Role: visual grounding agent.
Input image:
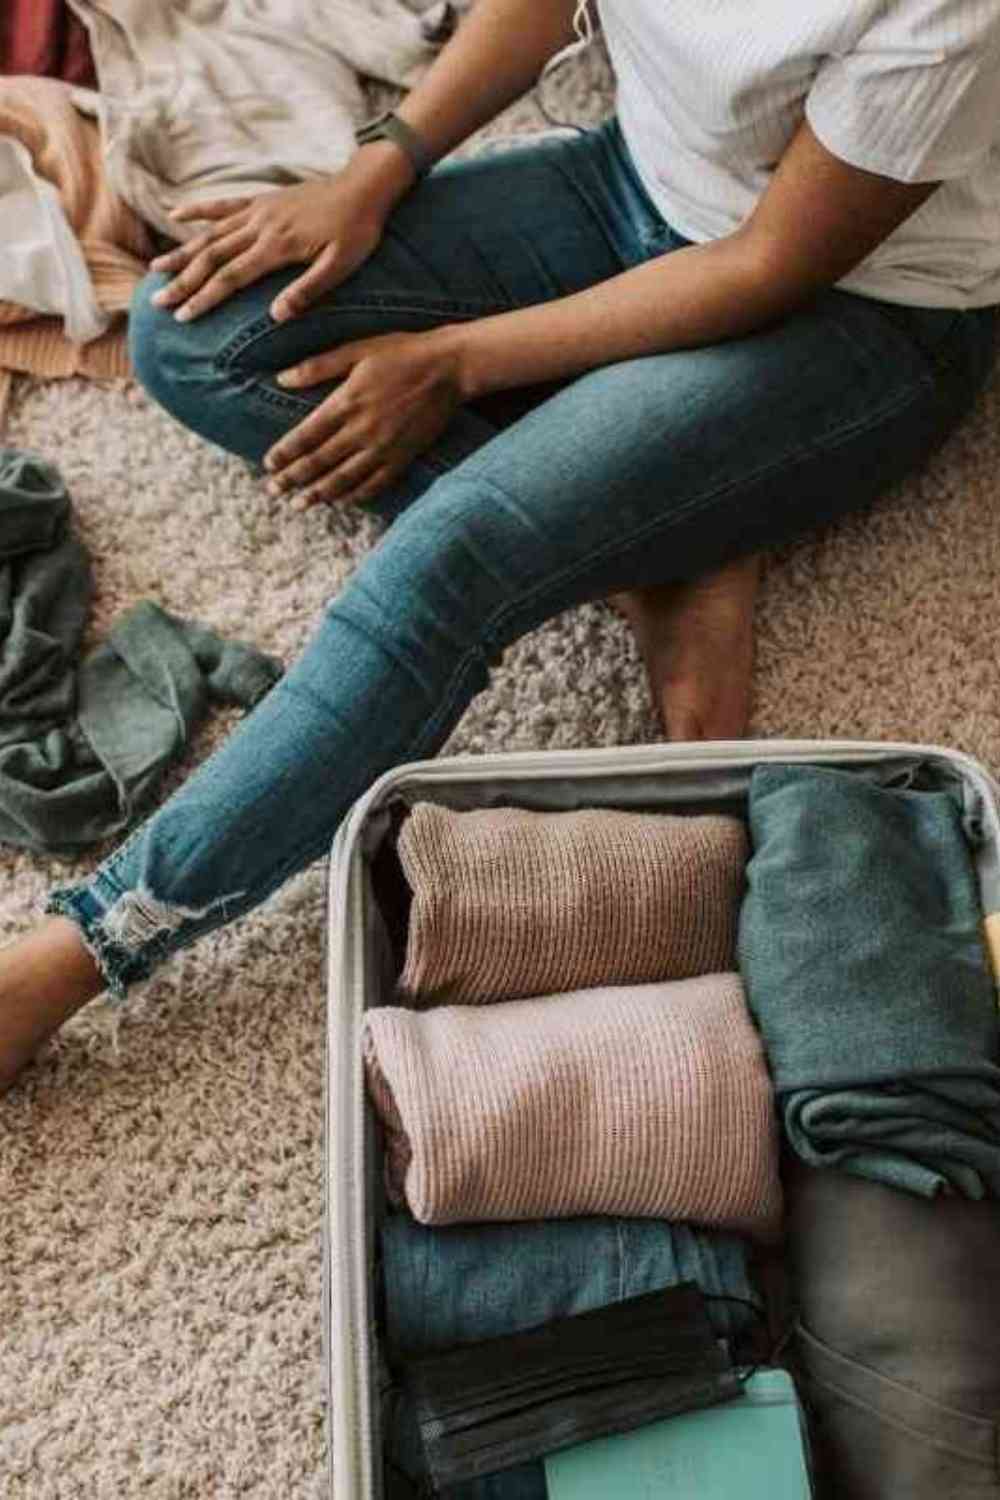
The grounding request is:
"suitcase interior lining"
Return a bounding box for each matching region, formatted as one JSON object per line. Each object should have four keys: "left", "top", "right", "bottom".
{"left": 349, "top": 750, "right": 1000, "bottom": 1496}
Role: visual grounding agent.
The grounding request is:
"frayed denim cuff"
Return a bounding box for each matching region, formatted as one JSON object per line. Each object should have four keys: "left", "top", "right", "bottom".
{"left": 46, "top": 881, "right": 156, "bottom": 1004}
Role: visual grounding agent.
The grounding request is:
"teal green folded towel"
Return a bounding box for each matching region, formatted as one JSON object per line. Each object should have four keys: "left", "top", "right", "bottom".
{"left": 738, "top": 763, "right": 1000, "bottom": 1198}
{"left": 0, "top": 449, "right": 283, "bottom": 851}
{"left": 544, "top": 1368, "right": 812, "bottom": 1500}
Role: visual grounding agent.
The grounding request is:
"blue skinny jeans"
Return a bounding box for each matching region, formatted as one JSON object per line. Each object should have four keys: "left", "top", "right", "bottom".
{"left": 50, "top": 117, "right": 998, "bottom": 996}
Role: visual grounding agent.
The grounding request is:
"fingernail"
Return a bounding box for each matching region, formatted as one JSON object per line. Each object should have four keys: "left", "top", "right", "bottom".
{"left": 174, "top": 306, "right": 193, "bottom": 323}
{"left": 152, "top": 289, "right": 168, "bottom": 305}
{"left": 276, "top": 372, "right": 293, "bottom": 387}
{"left": 291, "top": 493, "right": 309, "bottom": 513}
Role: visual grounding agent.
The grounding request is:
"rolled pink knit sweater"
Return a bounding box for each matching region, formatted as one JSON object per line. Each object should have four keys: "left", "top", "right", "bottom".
{"left": 397, "top": 804, "right": 748, "bottom": 1004}
{"left": 362, "top": 974, "right": 782, "bottom": 1236}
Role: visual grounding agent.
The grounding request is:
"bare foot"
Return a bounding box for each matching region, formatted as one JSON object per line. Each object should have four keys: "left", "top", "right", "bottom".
{"left": 613, "top": 555, "right": 762, "bottom": 740}
{"left": 0, "top": 917, "right": 104, "bottom": 1091}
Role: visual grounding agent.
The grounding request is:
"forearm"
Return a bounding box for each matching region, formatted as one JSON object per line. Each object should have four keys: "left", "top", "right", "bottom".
{"left": 399, "top": 0, "right": 578, "bottom": 160}
{"left": 443, "top": 232, "right": 796, "bottom": 399}
{"left": 438, "top": 118, "right": 943, "bottom": 398}
{"left": 350, "top": 0, "right": 578, "bottom": 210}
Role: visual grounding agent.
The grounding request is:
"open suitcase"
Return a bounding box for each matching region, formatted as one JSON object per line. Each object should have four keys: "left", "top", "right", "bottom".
{"left": 322, "top": 736, "right": 1000, "bottom": 1500}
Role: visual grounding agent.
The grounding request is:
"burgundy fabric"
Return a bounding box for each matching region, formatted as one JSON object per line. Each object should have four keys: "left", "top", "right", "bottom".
{"left": 1, "top": 1, "right": 97, "bottom": 89}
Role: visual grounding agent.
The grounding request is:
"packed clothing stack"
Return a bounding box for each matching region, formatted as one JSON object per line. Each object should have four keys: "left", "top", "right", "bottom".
{"left": 361, "top": 767, "right": 1000, "bottom": 1499}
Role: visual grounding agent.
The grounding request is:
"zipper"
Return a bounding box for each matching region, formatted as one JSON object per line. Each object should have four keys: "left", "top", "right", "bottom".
{"left": 335, "top": 739, "right": 1000, "bottom": 861}
{"left": 326, "top": 850, "right": 372, "bottom": 1500}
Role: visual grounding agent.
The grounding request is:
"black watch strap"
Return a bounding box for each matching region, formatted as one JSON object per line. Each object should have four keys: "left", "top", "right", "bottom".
{"left": 354, "top": 110, "right": 434, "bottom": 178}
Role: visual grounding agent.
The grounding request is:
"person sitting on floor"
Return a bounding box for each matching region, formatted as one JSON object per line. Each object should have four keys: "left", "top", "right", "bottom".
{"left": 1, "top": 0, "right": 998, "bottom": 1085}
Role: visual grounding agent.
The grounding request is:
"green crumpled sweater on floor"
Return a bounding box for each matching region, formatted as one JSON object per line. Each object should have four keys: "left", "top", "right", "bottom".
{"left": 0, "top": 448, "right": 283, "bottom": 851}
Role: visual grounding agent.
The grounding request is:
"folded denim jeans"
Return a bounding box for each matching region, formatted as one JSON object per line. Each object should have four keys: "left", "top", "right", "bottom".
{"left": 738, "top": 764, "right": 1000, "bottom": 1197}
{"left": 787, "top": 1163, "right": 1000, "bottom": 1498}
{"left": 381, "top": 1212, "right": 761, "bottom": 1350}
{"left": 380, "top": 1213, "right": 762, "bottom": 1500}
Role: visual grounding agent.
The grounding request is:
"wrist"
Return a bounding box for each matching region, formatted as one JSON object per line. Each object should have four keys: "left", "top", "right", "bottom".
{"left": 424, "top": 322, "right": 483, "bottom": 400}
{"left": 343, "top": 139, "right": 418, "bottom": 216}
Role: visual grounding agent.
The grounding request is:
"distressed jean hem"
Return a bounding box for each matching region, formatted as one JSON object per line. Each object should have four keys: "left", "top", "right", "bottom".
{"left": 46, "top": 877, "right": 160, "bottom": 1003}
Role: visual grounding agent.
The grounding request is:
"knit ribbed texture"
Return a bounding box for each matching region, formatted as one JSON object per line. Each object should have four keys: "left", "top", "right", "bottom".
{"left": 0, "top": 317, "right": 131, "bottom": 381}
{"left": 362, "top": 974, "right": 782, "bottom": 1236}
{"left": 397, "top": 804, "right": 748, "bottom": 1004}
{"left": 0, "top": 371, "right": 12, "bottom": 431}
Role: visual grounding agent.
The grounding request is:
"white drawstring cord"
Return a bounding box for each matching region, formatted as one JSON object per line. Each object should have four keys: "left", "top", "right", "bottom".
{"left": 541, "top": 0, "right": 594, "bottom": 79}
{"left": 471, "top": 0, "right": 596, "bottom": 148}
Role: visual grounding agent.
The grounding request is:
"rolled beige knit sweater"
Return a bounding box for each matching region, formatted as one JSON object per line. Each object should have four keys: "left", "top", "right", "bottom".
{"left": 397, "top": 804, "right": 748, "bottom": 1005}
{"left": 362, "top": 974, "right": 782, "bottom": 1237}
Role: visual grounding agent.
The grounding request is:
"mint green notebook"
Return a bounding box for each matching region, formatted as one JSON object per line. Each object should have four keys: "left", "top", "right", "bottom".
{"left": 544, "top": 1368, "right": 812, "bottom": 1500}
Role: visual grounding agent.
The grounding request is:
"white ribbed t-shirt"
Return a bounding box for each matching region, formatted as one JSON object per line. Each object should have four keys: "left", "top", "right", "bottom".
{"left": 597, "top": 0, "right": 1000, "bottom": 307}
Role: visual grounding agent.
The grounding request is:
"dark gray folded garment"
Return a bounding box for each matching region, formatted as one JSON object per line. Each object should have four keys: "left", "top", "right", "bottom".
{"left": 738, "top": 763, "right": 1000, "bottom": 1197}
{"left": 787, "top": 1163, "right": 1000, "bottom": 1499}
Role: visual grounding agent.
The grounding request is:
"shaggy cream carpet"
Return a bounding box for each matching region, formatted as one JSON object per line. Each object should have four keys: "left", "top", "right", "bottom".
{"left": 2, "top": 44, "right": 1000, "bottom": 1500}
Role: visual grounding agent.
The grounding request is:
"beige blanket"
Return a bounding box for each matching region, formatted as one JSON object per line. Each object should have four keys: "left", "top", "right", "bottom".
{"left": 67, "top": 0, "right": 447, "bottom": 238}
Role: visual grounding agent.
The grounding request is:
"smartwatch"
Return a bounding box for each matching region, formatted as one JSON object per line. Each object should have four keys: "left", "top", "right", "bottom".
{"left": 354, "top": 110, "right": 434, "bottom": 179}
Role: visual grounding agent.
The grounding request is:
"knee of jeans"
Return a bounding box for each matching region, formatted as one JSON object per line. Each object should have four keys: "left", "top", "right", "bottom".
{"left": 336, "top": 487, "right": 512, "bottom": 676}
{"left": 128, "top": 271, "right": 226, "bottom": 417}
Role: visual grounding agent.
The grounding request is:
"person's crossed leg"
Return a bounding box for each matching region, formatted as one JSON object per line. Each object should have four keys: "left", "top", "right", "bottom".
{"left": 1, "top": 123, "right": 990, "bottom": 1090}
